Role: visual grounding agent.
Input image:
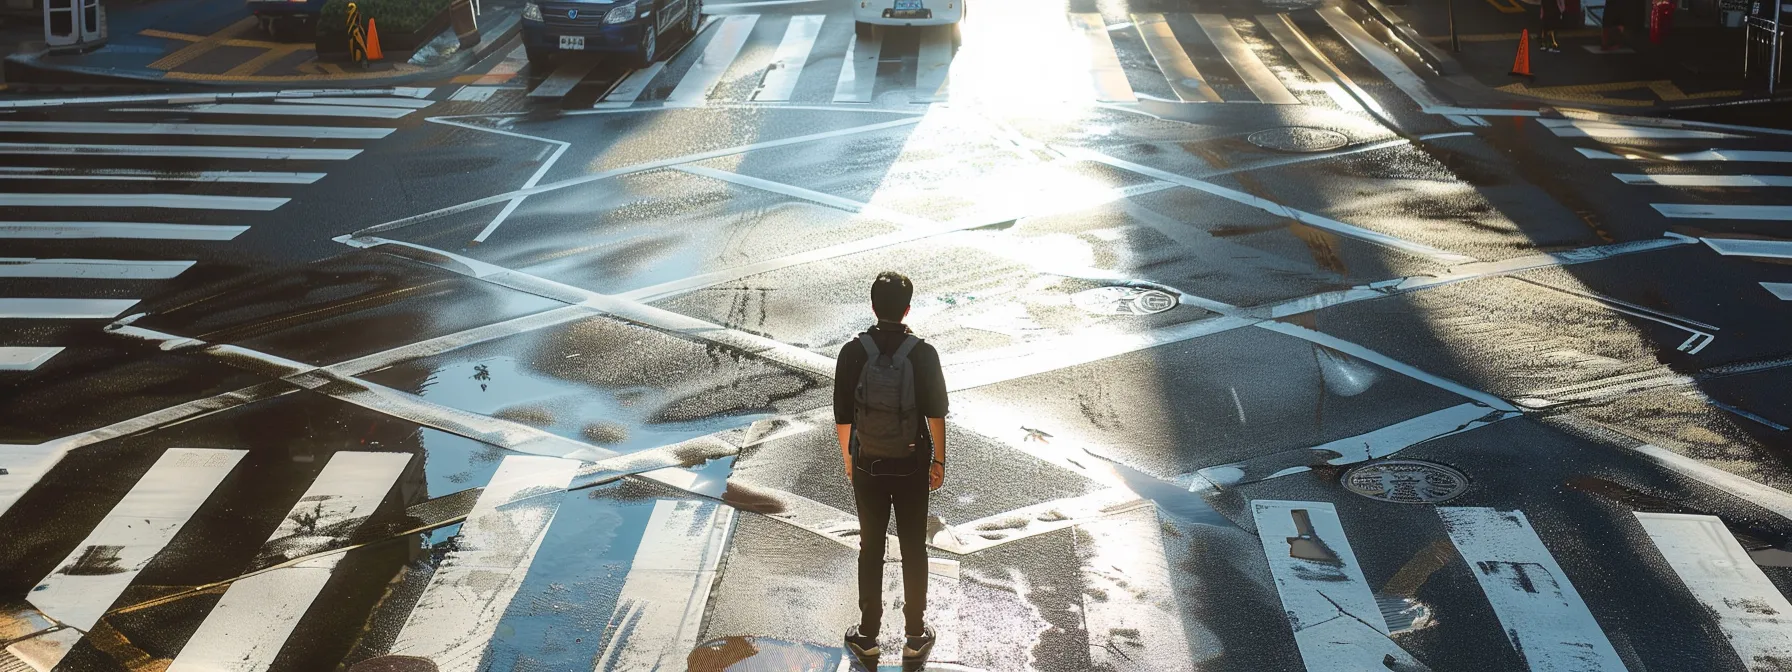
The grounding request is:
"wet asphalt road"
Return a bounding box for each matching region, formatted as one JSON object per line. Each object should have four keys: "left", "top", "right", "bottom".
{"left": 3, "top": 0, "right": 1792, "bottom": 670}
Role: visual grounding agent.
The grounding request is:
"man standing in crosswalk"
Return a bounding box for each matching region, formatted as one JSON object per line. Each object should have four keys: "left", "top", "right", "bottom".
{"left": 836, "top": 271, "right": 948, "bottom": 664}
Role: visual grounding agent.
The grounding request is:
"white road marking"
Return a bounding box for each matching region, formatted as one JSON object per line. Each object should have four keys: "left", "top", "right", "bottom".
{"left": 1317, "top": 7, "right": 1449, "bottom": 110}
{"left": 591, "top": 499, "right": 735, "bottom": 670}
{"left": 30, "top": 448, "right": 246, "bottom": 631}
{"left": 1623, "top": 444, "right": 1792, "bottom": 521}
{"left": 0, "top": 222, "right": 248, "bottom": 240}
{"left": 0, "top": 193, "right": 289, "bottom": 211}
{"left": 1634, "top": 512, "right": 1792, "bottom": 671}
{"left": 388, "top": 456, "right": 579, "bottom": 672}
{"left": 1260, "top": 13, "right": 1370, "bottom": 113}
{"left": 0, "top": 88, "right": 432, "bottom": 109}
{"left": 528, "top": 58, "right": 601, "bottom": 99}
{"left": 0, "top": 298, "right": 139, "bottom": 318}
{"left": 421, "top": 118, "right": 570, "bottom": 244}
{"left": 1132, "top": 13, "right": 1221, "bottom": 103}
{"left": 1540, "top": 118, "right": 1742, "bottom": 139}
{"left": 115, "top": 103, "right": 414, "bottom": 119}
{"left": 1199, "top": 402, "right": 1512, "bottom": 487}
{"left": 168, "top": 451, "right": 412, "bottom": 672}
{"left": 1259, "top": 321, "right": 1518, "bottom": 412}
{"left": 1703, "top": 237, "right": 1792, "bottom": 259}
{"left": 448, "top": 85, "right": 499, "bottom": 102}
{"left": 0, "top": 258, "right": 195, "bottom": 279}
{"left": 0, "top": 120, "right": 393, "bottom": 139}
{"left": 0, "top": 167, "right": 325, "bottom": 184}
{"left": 833, "top": 32, "right": 881, "bottom": 103}
{"left": 595, "top": 63, "right": 667, "bottom": 109}
{"left": 1764, "top": 282, "right": 1792, "bottom": 300}
{"left": 668, "top": 14, "right": 760, "bottom": 106}
{"left": 1578, "top": 148, "right": 1792, "bottom": 162}
{"left": 1080, "top": 507, "right": 1198, "bottom": 670}
{"left": 1195, "top": 14, "right": 1298, "bottom": 104}
{"left": 1070, "top": 13, "right": 1136, "bottom": 103}
{"left": 278, "top": 96, "right": 435, "bottom": 109}
{"left": 0, "top": 142, "right": 359, "bottom": 160}
{"left": 1653, "top": 204, "right": 1792, "bottom": 220}
{"left": 1252, "top": 500, "right": 1427, "bottom": 671}
{"left": 916, "top": 24, "right": 954, "bottom": 101}
{"left": 1616, "top": 173, "right": 1792, "bottom": 187}
{"left": 0, "top": 346, "right": 63, "bottom": 371}
{"left": 674, "top": 164, "right": 935, "bottom": 227}
{"left": 753, "top": 15, "right": 825, "bottom": 102}
{"left": 1437, "top": 507, "right": 1626, "bottom": 671}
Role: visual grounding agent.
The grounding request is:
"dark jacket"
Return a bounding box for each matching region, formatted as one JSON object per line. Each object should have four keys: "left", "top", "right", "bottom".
{"left": 833, "top": 321, "right": 949, "bottom": 450}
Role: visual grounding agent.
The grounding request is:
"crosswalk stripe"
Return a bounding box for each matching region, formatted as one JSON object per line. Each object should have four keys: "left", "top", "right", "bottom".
{"left": 597, "top": 63, "right": 667, "bottom": 109}
{"left": 1252, "top": 500, "right": 1426, "bottom": 670}
{"left": 668, "top": 14, "right": 760, "bottom": 106}
{"left": 833, "top": 32, "right": 881, "bottom": 103}
{"left": 1541, "top": 118, "right": 1742, "bottom": 139}
{"left": 0, "top": 258, "right": 196, "bottom": 279}
{"left": 168, "top": 452, "right": 412, "bottom": 672}
{"left": 1437, "top": 507, "right": 1626, "bottom": 671}
{"left": 1132, "top": 13, "right": 1221, "bottom": 103}
{"left": 753, "top": 15, "right": 825, "bottom": 102}
{"left": 1259, "top": 13, "right": 1368, "bottom": 113}
{"left": 0, "top": 298, "right": 138, "bottom": 318}
{"left": 0, "top": 222, "right": 249, "bottom": 240}
{"left": 1080, "top": 507, "right": 1194, "bottom": 669}
{"left": 1616, "top": 173, "right": 1792, "bottom": 187}
{"left": 0, "top": 167, "right": 326, "bottom": 184}
{"left": 1653, "top": 204, "right": 1792, "bottom": 220}
{"left": 1577, "top": 148, "right": 1792, "bottom": 162}
{"left": 114, "top": 104, "right": 413, "bottom": 119}
{"left": 1764, "top": 282, "right": 1792, "bottom": 300}
{"left": 29, "top": 448, "right": 247, "bottom": 631}
{"left": 0, "top": 346, "right": 63, "bottom": 371}
{"left": 0, "top": 120, "right": 393, "bottom": 139}
{"left": 1194, "top": 14, "right": 1298, "bottom": 104}
{"left": 278, "top": 96, "right": 436, "bottom": 109}
{"left": 1634, "top": 512, "right": 1792, "bottom": 668}
{"left": 1069, "top": 13, "right": 1136, "bottom": 103}
{"left": 0, "top": 142, "right": 360, "bottom": 160}
{"left": 0, "top": 194, "right": 289, "bottom": 211}
{"left": 1316, "top": 6, "right": 1448, "bottom": 110}
{"left": 916, "top": 24, "right": 954, "bottom": 101}
{"left": 388, "top": 455, "right": 579, "bottom": 672}
{"left": 1702, "top": 237, "right": 1792, "bottom": 258}
{"left": 591, "top": 499, "right": 734, "bottom": 669}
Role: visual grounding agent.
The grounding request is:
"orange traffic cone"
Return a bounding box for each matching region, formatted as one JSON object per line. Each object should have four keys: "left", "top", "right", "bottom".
{"left": 365, "top": 18, "right": 384, "bottom": 61}
{"left": 1509, "top": 30, "right": 1532, "bottom": 77}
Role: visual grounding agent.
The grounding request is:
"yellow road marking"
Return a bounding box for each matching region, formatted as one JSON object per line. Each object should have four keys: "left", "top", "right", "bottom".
{"left": 1426, "top": 28, "right": 1599, "bottom": 42}
{"left": 1647, "top": 81, "right": 1742, "bottom": 101}
{"left": 1485, "top": 0, "right": 1529, "bottom": 14}
{"left": 321, "top": 63, "right": 346, "bottom": 75}
{"left": 146, "top": 16, "right": 260, "bottom": 71}
{"left": 139, "top": 28, "right": 206, "bottom": 41}
{"left": 222, "top": 43, "right": 311, "bottom": 77}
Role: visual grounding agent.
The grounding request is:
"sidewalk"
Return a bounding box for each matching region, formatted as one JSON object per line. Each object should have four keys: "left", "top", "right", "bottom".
{"left": 2, "top": 0, "right": 520, "bottom": 90}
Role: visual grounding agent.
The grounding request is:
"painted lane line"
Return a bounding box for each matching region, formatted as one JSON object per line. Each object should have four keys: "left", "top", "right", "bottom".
{"left": 1195, "top": 14, "right": 1298, "bottom": 104}
{"left": 168, "top": 452, "right": 412, "bottom": 672}
{"left": 939, "top": 489, "right": 1146, "bottom": 555}
{"left": 0, "top": 142, "right": 359, "bottom": 161}
{"left": 1070, "top": 13, "right": 1136, "bottom": 103}
{"left": 674, "top": 164, "right": 937, "bottom": 228}
{"left": 0, "top": 87, "right": 430, "bottom": 109}
{"left": 1252, "top": 500, "right": 1429, "bottom": 671}
{"left": 1623, "top": 444, "right": 1792, "bottom": 521}
{"left": 529, "top": 58, "right": 601, "bottom": 100}
{"left": 1437, "top": 507, "right": 1627, "bottom": 671}
{"left": 833, "top": 32, "right": 881, "bottom": 103}
{"left": 1260, "top": 13, "right": 1370, "bottom": 114}
{"left": 592, "top": 500, "right": 735, "bottom": 669}
{"left": 1616, "top": 174, "right": 1792, "bottom": 187}
{"left": 916, "top": 24, "right": 954, "bottom": 101}
{"left": 1132, "top": 14, "right": 1221, "bottom": 103}
{"left": 0, "top": 222, "right": 249, "bottom": 240}
{"left": 753, "top": 15, "right": 825, "bottom": 102}
{"left": 641, "top": 465, "right": 875, "bottom": 551}
{"left": 1317, "top": 7, "right": 1450, "bottom": 110}
{"left": 595, "top": 63, "right": 667, "bottom": 109}
{"left": 1199, "top": 402, "right": 1514, "bottom": 487}
{"left": 0, "top": 258, "right": 195, "bottom": 279}
{"left": 1634, "top": 512, "right": 1792, "bottom": 670}
{"left": 1078, "top": 507, "right": 1199, "bottom": 670}
{"left": 0, "top": 194, "right": 289, "bottom": 211}
{"left": 30, "top": 448, "right": 247, "bottom": 631}
{"left": 114, "top": 103, "right": 413, "bottom": 119}
{"left": 423, "top": 119, "right": 570, "bottom": 244}
{"left": 1654, "top": 204, "right": 1792, "bottom": 221}
{"left": 0, "top": 298, "right": 138, "bottom": 319}
{"left": 1065, "top": 147, "right": 1477, "bottom": 264}
{"left": 1577, "top": 148, "right": 1792, "bottom": 162}
{"left": 0, "top": 346, "right": 63, "bottom": 371}
{"left": 0, "top": 167, "right": 325, "bottom": 184}
{"left": 667, "top": 14, "right": 760, "bottom": 106}
{"left": 278, "top": 96, "right": 436, "bottom": 108}
{"left": 1539, "top": 118, "right": 1741, "bottom": 139}
{"left": 1258, "top": 321, "right": 1518, "bottom": 412}
{"left": 1764, "top": 282, "right": 1792, "bottom": 301}
{"left": 389, "top": 456, "right": 580, "bottom": 672}
{"left": 0, "top": 120, "right": 393, "bottom": 139}
{"left": 945, "top": 315, "right": 1260, "bottom": 394}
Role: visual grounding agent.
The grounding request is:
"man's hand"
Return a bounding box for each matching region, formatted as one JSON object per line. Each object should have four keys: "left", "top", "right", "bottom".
{"left": 929, "top": 461, "right": 944, "bottom": 491}
{"left": 845, "top": 457, "right": 854, "bottom": 483}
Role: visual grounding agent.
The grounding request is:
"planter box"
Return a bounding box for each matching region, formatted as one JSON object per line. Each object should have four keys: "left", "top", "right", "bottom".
{"left": 315, "top": 3, "right": 449, "bottom": 58}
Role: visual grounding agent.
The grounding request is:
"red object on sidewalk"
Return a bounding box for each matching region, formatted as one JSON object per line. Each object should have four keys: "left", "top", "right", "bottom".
{"left": 366, "top": 18, "right": 385, "bottom": 60}
{"left": 1650, "top": 0, "right": 1674, "bottom": 44}
{"left": 1510, "top": 30, "right": 1534, "bottom": 76}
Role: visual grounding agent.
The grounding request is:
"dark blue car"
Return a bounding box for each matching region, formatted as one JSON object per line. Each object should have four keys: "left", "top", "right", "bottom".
{"left": 521, "top": 0, "right": 701, "bottom": 68}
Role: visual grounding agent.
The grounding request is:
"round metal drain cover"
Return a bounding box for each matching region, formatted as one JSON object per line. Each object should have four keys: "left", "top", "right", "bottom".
{"left": 1248, "top": 127, "right": 1351, "bottom": 153}
{"left": 1343, "top": 460, "right": 1470, "bottom": 504}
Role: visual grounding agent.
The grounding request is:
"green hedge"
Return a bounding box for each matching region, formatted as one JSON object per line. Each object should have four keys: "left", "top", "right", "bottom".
{"left": 317, "top": 0, "right": 450, "bottom": 46}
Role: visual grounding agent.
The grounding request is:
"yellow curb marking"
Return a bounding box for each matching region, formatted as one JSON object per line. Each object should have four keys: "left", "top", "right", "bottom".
{"left": 222, "top": 43, "right": 312, "bottom": 77}
{"left": 1485, "top": 0, "right": 1529, "bottom": 14}
{"left": 1496, "top": 79, "right": 1738, "bottom": 107}
{"left": 1425, "top": 28, "right": 1601, "bottom": 42}
{"left": 146, "top": 16, "right": 261, "bottom": 71}
{"left": 142, "top": 29, "right": 288, "bottom": 49}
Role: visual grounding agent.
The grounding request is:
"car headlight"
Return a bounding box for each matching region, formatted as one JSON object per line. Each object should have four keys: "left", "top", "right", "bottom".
{"left": 522, "top": 1, "right": 542, "bottom": 20}
{"left": 604, "top": 1, "right": 635, "bottom": 23}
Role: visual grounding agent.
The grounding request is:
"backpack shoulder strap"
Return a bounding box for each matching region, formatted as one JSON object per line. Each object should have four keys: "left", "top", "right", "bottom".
{"left": 891, "top": 335, "right": 920, "bottom": 364}
{"left": 858, "top": 333, "right": 881, "bottom": 359}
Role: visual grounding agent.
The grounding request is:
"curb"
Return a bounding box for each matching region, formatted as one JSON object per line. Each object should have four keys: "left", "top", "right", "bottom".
{"left": 1350, "top": 0, "right": 1462, "bottom": 77}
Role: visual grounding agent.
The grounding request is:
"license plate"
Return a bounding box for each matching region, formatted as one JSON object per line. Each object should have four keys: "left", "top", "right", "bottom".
{"left": 559, "top": 35, "right": 585, "bottom": 50}
{"left": 894, "top": 0, "right": 922, "bottom": 9}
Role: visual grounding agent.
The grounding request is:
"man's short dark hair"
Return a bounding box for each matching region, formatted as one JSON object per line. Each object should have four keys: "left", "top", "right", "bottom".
{"left": 871, "top": 272, "right": 913, "bottom": 322}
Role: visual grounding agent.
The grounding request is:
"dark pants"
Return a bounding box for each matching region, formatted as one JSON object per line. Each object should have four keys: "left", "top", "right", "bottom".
{"left": 852, "top": 466, "right": 929, "bottom": 638}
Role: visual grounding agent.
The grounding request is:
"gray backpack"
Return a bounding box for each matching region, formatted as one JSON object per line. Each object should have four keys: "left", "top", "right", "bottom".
{"left": 853, "top": 334, "right": 920, "bottom": 463}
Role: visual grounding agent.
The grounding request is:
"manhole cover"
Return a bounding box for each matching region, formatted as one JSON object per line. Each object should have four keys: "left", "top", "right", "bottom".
{"left": 1071, "top": 286, "right": 1180, "bottom": 315}
{"left": 1343, "top": 460, "right": 1470, "bottom": 504}
{"left": 1248, "top": 127, "right": 1351, "bottom": 153}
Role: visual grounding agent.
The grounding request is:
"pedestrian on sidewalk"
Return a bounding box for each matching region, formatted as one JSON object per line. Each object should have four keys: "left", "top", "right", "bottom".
{"left": 1539, "top": 0, "right": 1566, "bottom": 51}
{"left": 837, "top": 271, "right": 948, "bottom": 665}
